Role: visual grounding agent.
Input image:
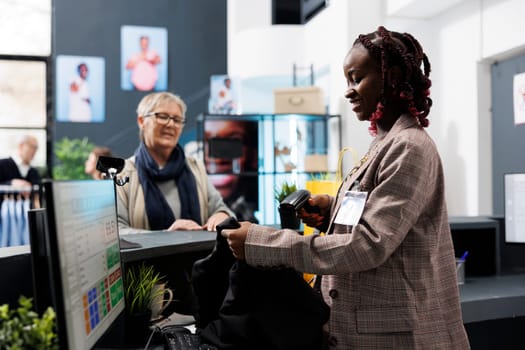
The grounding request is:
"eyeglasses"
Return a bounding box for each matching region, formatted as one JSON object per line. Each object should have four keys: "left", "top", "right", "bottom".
{"left": 144, "top": 112, "right": 186, "bottom": 126}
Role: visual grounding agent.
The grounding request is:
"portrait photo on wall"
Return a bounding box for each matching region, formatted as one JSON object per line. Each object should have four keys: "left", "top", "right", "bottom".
{"left": 204, "top": 119, "right": 259, "bottom": 222}
{"left": 513, "top": 72, "right": 525, "bottom": 125}
{"left": 209, "top": 75, "right": 241, "bottom": 114}
{"left": 56, "top": 55, "right": 105, "bottom": 123}
{"left": 121, "top": 25, "right": 167, "bottom": 92}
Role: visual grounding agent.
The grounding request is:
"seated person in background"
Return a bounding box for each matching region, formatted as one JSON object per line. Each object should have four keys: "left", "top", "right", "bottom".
{"left": 116, "top": 92, "right": 234, "bottom": 234}
{"left": 0, "top": 135, "right": 41, "bottom": 188}
{"left": 84, "top": 146, "right": 113, "bottom": 180}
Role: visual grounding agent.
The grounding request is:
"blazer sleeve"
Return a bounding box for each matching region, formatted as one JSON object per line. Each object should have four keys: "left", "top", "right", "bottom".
{"left": 245, "top": 131, "right": 442, "bottom": 275}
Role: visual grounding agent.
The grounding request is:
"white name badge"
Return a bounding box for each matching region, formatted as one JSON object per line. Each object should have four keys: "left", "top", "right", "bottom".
{"left": 334, "top": 191, "right": 368, "bottom": 226}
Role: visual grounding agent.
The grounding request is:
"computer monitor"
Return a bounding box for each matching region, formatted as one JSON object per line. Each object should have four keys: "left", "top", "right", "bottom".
{"left": 33, "top": 179, "right": 125, "bottom": 350}
{"left": 504, "top": 173, "right": 525, "bottom": 243}
{"left": 27, "top": 207, "right": 54, "bottom": 316}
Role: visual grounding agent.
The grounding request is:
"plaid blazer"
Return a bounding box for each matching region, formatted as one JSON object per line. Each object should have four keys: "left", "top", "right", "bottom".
{"left": 245, "top": 114, "right": 470, "bottom": 349}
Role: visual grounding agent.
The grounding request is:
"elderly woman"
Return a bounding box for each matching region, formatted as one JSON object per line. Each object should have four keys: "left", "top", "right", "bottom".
{"left": 116, "top": 92, "right": 234, "bottom": 234}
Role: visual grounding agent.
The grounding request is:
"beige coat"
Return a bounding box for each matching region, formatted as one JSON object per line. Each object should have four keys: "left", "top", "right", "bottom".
{"left": 245, "top": 114, "right": 470, "bottom": 349}
{"left": 116, "top": 155, "right": 232, "bottom": 232}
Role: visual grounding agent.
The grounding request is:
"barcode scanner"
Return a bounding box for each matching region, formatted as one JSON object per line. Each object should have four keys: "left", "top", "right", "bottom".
{"left": 279, "top": 189, "right": 320, "bottom": 214}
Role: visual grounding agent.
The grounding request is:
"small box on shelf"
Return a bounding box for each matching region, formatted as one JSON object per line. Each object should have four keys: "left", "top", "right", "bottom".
{"left": 273, "top": 86, "right": 325, "bottom": 114}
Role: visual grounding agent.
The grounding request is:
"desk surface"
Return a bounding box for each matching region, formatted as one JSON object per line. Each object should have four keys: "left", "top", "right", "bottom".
{"left": 116, "top": 224, "right": 523, "bottom": 324}
{"left": 119, "top": 230, "right": 216, "bottom": 263}
{"left": 449, "top": 216, "right": 498, "bottom": 230}
{"left": 118, "top": 217, "right": 498, "bottom": 263}
{"left": 460, "top": 274, "right": 525, "bottom": 323}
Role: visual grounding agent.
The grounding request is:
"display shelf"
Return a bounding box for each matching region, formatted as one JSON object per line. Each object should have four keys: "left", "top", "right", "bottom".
{"left": 196, "top": 113, "right": 341, "bottom": 224}
{"left": 449, "top": 216, "right": 501, "bottom": 276}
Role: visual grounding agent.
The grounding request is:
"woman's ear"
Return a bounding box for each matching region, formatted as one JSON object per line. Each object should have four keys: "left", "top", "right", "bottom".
{"left": 137, "top": 115, "right": 145, "bottom": 128}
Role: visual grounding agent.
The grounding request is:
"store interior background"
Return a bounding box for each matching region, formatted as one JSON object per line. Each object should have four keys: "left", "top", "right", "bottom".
{"left": 1, "top": 1, "right": 525, "bottom": 348}
{"left": 1, "top": 0, "right": 524, "bottom": 255}
{"left": 2, "top": 0, "right": 525, "bottom": 219}
{"left": 53, "top": 0, "right": 525, "bottom": 247}
{"left": 227, "top": 0, "right": 525, "bottom": 220}
{"left": 3, "top": 0, "right": 525, "bottom": 281}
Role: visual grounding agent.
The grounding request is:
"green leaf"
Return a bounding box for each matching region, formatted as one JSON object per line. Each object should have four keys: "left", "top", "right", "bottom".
{"left": 0, "top": 296, "right": 57, "bottom": 349}
{"left": 124, "top": 262, "right": 166, "bottom": 315}
{"left": 52, "top": 137, "right": 95, "bottom": 180}
{"left": 274, "top": 180, "right": 298, "bottom": 202}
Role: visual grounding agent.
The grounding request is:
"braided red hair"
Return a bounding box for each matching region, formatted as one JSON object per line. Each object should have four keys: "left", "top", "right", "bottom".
{"left": 354, "top": 26, "right": 432, "bottom": 135}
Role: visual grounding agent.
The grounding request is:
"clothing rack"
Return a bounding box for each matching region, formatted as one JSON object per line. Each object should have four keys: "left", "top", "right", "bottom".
{"left": 0, "top": 184, "right": 39, "bottom": 248}
{"left": 0, "top": 184, "right": 39, "bottom": 193}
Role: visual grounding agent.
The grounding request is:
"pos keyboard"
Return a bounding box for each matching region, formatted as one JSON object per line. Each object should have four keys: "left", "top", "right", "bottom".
{"left": 161, "top": 326, "right": 217, "bottom": 350}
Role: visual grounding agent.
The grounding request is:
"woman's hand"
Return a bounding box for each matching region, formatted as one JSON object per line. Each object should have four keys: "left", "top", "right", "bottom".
{"left": 297, "top": 194, "right": 331, "bottom": 228}
{"left": 221, "top": 221, "right": 252, "bottom": 260}
{"left": 203, "top": 211, "right": 231, "bottom": 231}
{"left": 167, "top": 219, "right": 203, "bottom": 231}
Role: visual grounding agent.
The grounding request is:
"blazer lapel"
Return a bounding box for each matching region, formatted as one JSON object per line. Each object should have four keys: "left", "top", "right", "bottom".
{"left": 325, "top": 115, "right": 419, "bottom": 234}
{"left": 326, "top": 145, "right": 379, "bottom": 234}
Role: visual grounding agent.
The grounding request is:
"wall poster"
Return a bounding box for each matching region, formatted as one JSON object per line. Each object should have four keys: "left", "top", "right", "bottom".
{"left": 513, "top": 72, "right": 525, "bottom": 125}
{"left": 121, "top": 25, "right": 168, "bottom": 92}
{"left": 56, "top": 55, "right": 105, "bottom": 123}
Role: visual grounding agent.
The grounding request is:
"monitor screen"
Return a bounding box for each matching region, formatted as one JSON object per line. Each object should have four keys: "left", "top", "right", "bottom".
{"left": 39, "top": 179, "right": 125, "bottom": 349}
{"left": 504, "top": 173, "right": 525, "bottom": 243}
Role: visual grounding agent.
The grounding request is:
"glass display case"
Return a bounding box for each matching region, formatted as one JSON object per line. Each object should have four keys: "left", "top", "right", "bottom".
{"left": 196, "top": 113, "right": 341, "bottom": 225}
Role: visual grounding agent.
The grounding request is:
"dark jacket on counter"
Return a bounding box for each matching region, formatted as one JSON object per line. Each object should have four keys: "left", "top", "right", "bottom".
{"left": 192, "top": 223, "right": 329, "bottom": 350}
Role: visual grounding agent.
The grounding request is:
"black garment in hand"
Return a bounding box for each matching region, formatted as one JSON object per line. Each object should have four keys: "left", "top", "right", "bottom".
{"left": 192, "top": 219, "right": 330, "bottom": 350}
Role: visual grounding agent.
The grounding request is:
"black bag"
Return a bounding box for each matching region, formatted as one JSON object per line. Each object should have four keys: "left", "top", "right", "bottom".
{"left": 191, "top": 218, "right": 329, "bottom": 350}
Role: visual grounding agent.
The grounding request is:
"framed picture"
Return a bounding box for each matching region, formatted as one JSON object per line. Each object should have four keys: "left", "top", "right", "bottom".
{"left": 121, "top": 25, "right": 168, "bottom": 91}
{"left": 209, "top": 75, "right": 240, "bottom": 114}
{"left": 204, "top": 119, "right": 258, "bottom": 222}
{"left": 513, "top": 72, "right": 525, "bottom": 125}
{"left": 56, "top": 55, "right": 105, "bottom": 123}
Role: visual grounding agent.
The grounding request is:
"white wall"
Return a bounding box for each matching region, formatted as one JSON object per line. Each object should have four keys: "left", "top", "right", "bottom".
{"left": 226, "top": 0, "right": 382, "bottom": 164}
{"left": 385, "top": 0, "right": 525, "bottom": 215}
{"left": 302, "top": 0, "right": 383, "bottom": 163}
{"left": 227, "top": 0, "right": 525, "bottom": 216}
{"left": 385, "top": 1, "right": 486, "bottom": 216}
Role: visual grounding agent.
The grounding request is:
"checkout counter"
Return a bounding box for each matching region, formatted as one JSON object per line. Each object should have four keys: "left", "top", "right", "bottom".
{"left": 1, "top": 217, "right": 524, "bottom": 349}
{"left": 117, "top": 218, "right": 525, "bottom": 325}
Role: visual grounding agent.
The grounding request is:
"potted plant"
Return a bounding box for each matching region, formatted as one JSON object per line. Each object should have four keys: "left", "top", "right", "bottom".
{"left": 53, "top": 137, "right": 95, "bottom": 180}
{"left": 123, "top": 262, "right": 165, "bottom": 346}
{"left": 274, "top": 180, "right": 301, "bottom": 230}
{"left": 0, "top": 296, "right": 58, "bottom": 349}
{"left": 274, "top": 180, "right": 298, "bottom": 204}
